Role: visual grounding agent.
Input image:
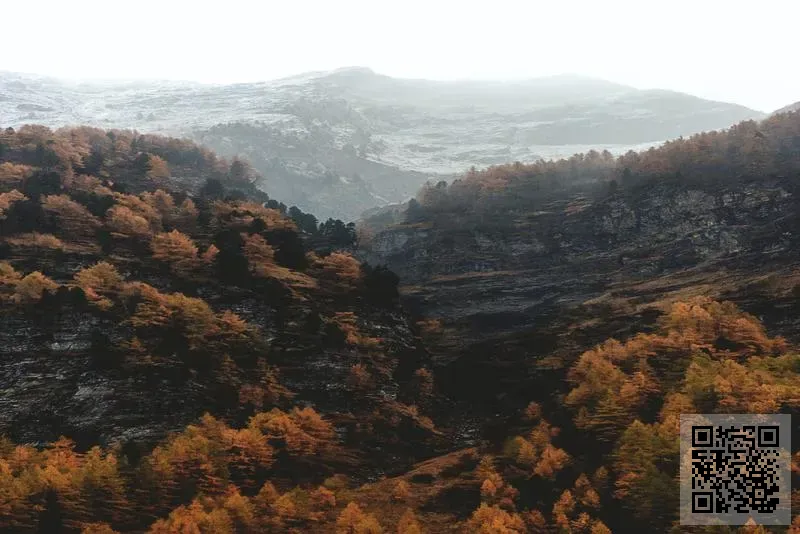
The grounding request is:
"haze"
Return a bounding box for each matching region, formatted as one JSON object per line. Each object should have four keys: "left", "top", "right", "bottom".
{"left": 3, "top": 0, "right": 799, "bottom": 112}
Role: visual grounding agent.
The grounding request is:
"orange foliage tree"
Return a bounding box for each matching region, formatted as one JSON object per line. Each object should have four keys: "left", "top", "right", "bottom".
{"left": 13, "top": 271, "right": 58, "bottom": 304}
{"left": 335, "top": 502, "right": 383, "bottom": 534}
{"left": 42, "top": 194, "right": 100, "bottom": 238}
{"left": 106, "top": 206, "right": 151, "bottom": 238}
{"left": 74, "top": 262, "right": 123, "bottom": 309}
{"left": 151, "top": 230, "right": 200, "bottom": 274}
{"left": 0, "top": 190, "right": 26, "bottom": 219}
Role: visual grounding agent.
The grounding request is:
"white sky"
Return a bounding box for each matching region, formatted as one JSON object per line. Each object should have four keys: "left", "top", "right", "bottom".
{"left": 3, "top": 0, "right": 798, "bottom": 111}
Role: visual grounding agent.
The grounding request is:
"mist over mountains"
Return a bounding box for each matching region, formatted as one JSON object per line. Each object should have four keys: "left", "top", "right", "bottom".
{"left": 1, "top": 67, "right": 764, "bottom": 220}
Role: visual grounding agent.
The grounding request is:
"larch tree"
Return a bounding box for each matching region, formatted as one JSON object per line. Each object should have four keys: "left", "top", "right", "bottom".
{"left": 42, "top": 194, "right": 100, "bottom": 237}
{"left": 146, "top": 155, "right": 170, "bottom": 181}
{"left": 106, "top": 206, "right": 152, "bottom": 238}
{"left": 151, "top": 230, "right": 200, "bottom": 274}
{"left": 13, "top": 271, "right": 58, "bottom": 304}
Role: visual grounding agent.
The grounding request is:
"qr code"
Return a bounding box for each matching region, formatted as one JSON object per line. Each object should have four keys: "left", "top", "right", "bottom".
{"left": 680, "top": 414, "right": 791, "bottom": 526}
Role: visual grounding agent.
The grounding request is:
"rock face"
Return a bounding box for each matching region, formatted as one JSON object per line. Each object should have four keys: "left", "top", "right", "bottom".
{"left": 0, "top": 123, "right": 449, "bottom": 473}
{"left": 363, "top": 176, "right": 800, "bottom": 406}
{"left": 0, "top": 69, "right": 763, "bottom": 220}
{"left": 0, "top": 274, "right": 427, "bottom": 450}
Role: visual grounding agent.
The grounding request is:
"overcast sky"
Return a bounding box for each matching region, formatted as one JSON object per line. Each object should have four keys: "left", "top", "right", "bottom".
{"left": 3, "top": 0, "right": 798, "bottom": 111}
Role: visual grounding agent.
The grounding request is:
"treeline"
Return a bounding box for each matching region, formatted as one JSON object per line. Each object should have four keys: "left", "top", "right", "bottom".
{"left": 0, "top": 124, "right": 358, "bottom": 249}
{"left": 0, "top": 125, "right": 256, "bottom": 189}
{"left": 408, "top": 110, "right": 800, "bottom": 217}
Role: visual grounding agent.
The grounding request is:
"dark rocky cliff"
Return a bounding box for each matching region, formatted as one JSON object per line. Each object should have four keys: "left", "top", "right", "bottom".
{"left": 0, "top": 126, "right": 441, "bottom": 476}
{"left": 364, "top": 157, "right": 800, "bottom": 410}
{"left": 0, "top": 249, "right": 432, "bottom": 458}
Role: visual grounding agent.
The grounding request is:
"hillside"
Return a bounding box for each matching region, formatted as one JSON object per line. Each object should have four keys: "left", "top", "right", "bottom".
{"left": 1, "top": 119, "right": 799, "bottom": 532}
{"left": 360, "top": 113, "right": 800, "bottom": 530}
{"left": 775, "top": 101, "right": 800, "bottom": 115}
{"left": 0, "top": 69, "right": 764, "bottom": 220}
{"left": 363, "top": 111, "right": 800, "bottom": 375}
{"left": 0, "top": 125, "right": 462, "bottom": 532}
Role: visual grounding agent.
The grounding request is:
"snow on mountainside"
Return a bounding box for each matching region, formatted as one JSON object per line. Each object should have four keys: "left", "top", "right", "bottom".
{"left": 0, "top": 68, "right": 764, "bottom": 220}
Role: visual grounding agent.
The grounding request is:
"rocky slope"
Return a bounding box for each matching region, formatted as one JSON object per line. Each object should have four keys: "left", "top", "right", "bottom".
{"left": 0, "top": 126, "right": 440, "bottom": 475}
{"left": 362, "top": 112, "right": 800, "bottom": 407}
{"left": 1, "top": 122, "right": 799, "bottom": 532}
{"left": 1, "top": 68, "right": 764, "bottom": 220}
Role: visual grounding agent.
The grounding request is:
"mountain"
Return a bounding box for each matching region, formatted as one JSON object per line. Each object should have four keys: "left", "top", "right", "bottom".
{"left": 360, "top": 112, "right": 800, "bottom": 530}
{"left": 0, "top": 125, "right": 450, "bottom": 530}
{"left": 363, "top": 111, "right": 800, "bottom": 382}
{"left": 774, "top": 101, "right": 800, "bottom": 115}
{"left": 1, "top": 117, "right": 799, "bottom": 532}
{"left": 0, "top": 69, "right": 764, "bottom": 220}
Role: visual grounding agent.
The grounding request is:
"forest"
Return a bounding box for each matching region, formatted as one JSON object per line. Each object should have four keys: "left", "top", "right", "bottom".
{"left": 407, "top": 111, "right": 800, "bottom": 220}
{"left": 0, "top": 120, "right": 798, "bottom": 533}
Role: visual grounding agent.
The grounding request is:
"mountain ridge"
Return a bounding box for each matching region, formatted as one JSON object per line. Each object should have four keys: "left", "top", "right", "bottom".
{"left": 1, "top": 69, "right": 765, "bottom": 220}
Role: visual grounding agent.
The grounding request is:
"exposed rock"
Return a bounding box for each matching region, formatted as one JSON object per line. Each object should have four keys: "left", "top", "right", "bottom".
{"left": 363, "top": 177, "right": 800, "bottom": 408}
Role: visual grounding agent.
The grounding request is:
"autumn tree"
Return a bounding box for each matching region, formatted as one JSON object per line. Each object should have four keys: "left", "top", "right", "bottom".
{"left": 5, "top": 232, "right": 64, "bottom": 250}
{"left": 202, "top": 244, "right": 220, "bottom": 264}
{"left": 140, "top": 190, "right": 175, "bottom": 220}
{"left": 151, "top": 230, "right": 200, "bottom": 274}
{"left": 397, "top": 509, "right": 423, "bottom": 534}
{"left": 112, "top": 193, "right": 162, "bottom": 231}
{"left": 0, "top": 162, "right": 32, "bottom": 187}
{"left": 74, "top": 262, "right": 123, "bottom": 309}
{"left": 13, "top": 271, "right": 58, "bottom": 304}
{"left": 611, "top": 419, "right": 679, "bottom": 529}
{"left": 238, "top": 359, "right": 293, "bottom": 411}
{"left": 332, "top": 312, "right": 382, "bottom": 349}
{"left": 0, "top": 262, "right": 22, "bottom": 300}
{"left": 465, "top": 503, "right": 526, "bottom": 533}
{"left": 0, "top": 190, "right": 26, "bottom": 220}
{"left": 42, "top": 194, "right": 100, "bottom": 237}
{"left": 146, "top": 155, "right": 170, "bottom": 181}
{"left": 318, "top": 252, "right": 362, "bottom": 286}
{"left": 550, "top": 474, "right": 605, "bottom": 533}
{"left": 336, "top": 502, "right": 383, "bottom": 534}
{"left": 503, "top": 416, "right": 570, "bottom": 480}
{"left": 243, "top": 233, "right": 275, "bottom": 277}
{"left": 475, "top": 456, "right": 519, "bottom": 511}
{"left": 77, "top": 447, "right": 129, "bottom": 525}
{"left": 74, "top": 262, "right": 122, "bottom": 294}
{"left": 148, "top": 499, "right": 235, "bottom": 534}
{"left": 106, "top": 206, "right": 151, "bottom": 238}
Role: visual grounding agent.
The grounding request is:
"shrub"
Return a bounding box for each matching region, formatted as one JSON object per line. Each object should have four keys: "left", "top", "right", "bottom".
{"left": 319, "top": 252, "right": 361, "bottom": 285}
{"left": 14, "top": 271, "right": 58, "bottom": 304}
{"left": 106, "top": 206, "right": 151, "bottom": 237}
{"left": 5, "top": 232, "right": 64, "bottom": 250}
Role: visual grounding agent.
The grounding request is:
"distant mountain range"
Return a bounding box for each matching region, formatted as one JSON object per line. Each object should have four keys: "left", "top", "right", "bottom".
{"left": 0, "top": 68, "right": 765, "bottom": 219}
